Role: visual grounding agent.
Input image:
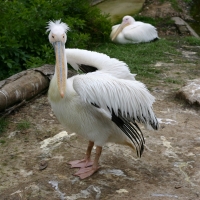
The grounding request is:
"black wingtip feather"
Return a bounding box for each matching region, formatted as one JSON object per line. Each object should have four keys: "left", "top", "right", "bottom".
{"left": 79, "top": 64, "right": 98, "bottom": 74}
{"left": 111, "top": 109, "right": 145, "bottom": 157}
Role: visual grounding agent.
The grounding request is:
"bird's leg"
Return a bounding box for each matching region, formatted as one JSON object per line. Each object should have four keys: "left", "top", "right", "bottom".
{"left": 68, "top": 141, "right": 94, "bottom": 168}
{"left": 74, "top": 146, "right": 102, "bottom": 179}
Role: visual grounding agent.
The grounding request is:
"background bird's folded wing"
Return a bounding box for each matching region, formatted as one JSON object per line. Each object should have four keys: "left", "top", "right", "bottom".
{"left": 125, "top": 23, "right": 158, "bottom": 43}
{"left": 73, "top": 73, "right": 159, "bottom": 130}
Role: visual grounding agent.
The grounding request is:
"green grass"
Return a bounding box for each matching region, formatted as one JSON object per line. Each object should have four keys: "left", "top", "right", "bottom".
{"left": 16, "top": 120, "right": 31, "bottom": 131}
{"left": 0, "top": 140, "right": 6, "bottom": 144}
{"left": 183, "top": 37, "right": 200, "bottom": 46}
{"left": 0, "top": 118, "right": 8, "bottom": 135}
{"left": 92, "top": 36, "right": 200, "bottom": 88}
{"left": 164, "top": 77, "right": 182, "bottom": 84}
{"left": 93, "top": 38, "right": 181, "bottom": 80}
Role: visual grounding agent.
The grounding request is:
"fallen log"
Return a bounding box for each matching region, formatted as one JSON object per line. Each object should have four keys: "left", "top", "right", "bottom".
{"left": 0, "top": 64, "right": 76, "bottom": 117}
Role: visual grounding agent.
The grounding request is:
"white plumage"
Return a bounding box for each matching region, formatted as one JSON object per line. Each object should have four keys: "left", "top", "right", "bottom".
{"left": 66, "top": 48, "right": 136, "bottom": 80}
{"left": 47, "top": 20, "right": 159, "bottom": 179}
{"left": 110, "top": 15, "right": 159, "bottom": 44}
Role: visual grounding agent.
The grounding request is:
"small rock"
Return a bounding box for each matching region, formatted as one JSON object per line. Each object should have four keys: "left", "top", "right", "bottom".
{"left": 176, "top": 79, "right": 200, "bottom": 106}
{"left": 116, "top": 189, "right": 129, "bottom": 194}
{"left": 39, "top": 160, "right": 48, "bottom": 170}
{"left": 175, "top": 186, "right": 182, "bottom": 189}
{"left": 8, "top": 131, "right": 20, "bottom": 138}
{"left": 20, "top": 169, "right": 33, "bottom": 177}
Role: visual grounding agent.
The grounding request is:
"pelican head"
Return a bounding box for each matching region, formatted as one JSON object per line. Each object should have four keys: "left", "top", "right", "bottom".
{"left": 46, "top": 20, "right": 70, "bottom": 98}
{"left": 111, "top": 16, "right": 135, "bottom": 41}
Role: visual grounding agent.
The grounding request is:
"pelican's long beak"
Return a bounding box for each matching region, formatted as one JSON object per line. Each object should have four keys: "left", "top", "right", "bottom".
{"left": 54, "top": 41, "right": 66, "bottom": 98}
{"left": 111, "top": 22, "right": 129, "bottom": 41}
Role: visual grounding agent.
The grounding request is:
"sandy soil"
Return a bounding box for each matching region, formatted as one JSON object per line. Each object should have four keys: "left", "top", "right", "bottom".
{"left": 0, "top": 1, "right": 200, "bottom": 199}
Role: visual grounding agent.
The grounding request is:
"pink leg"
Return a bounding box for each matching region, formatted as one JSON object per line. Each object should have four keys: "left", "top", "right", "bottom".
{"left": 74, "top": 146, "right": 102, "bottom": 179}
{"left": 68, "top": 141, "right": 94, "bottom": 168}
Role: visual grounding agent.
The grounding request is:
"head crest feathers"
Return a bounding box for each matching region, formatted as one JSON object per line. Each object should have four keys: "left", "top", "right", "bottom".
{"left": 46, "top": 19, "right": 70, "bottom": 33}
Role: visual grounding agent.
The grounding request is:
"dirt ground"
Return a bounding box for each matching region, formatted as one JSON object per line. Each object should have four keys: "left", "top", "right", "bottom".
{"left": 0, "top": 1, "right": 200, "bottom": 200}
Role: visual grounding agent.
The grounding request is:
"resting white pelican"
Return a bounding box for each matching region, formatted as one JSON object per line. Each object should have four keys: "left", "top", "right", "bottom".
{"left": 110, "top": 15, "right": 159, "bottom": 44}
{"left": 46, "top": 20, "right": 159, "bottom": 179}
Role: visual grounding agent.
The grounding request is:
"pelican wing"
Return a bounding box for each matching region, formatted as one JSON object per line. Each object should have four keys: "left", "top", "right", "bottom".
{"left": 124, "top": 22, "right": 158, "bottom": 43}
{"left": 66, "top": 48, "right": 135, "bottom": 80}
{"left": 73, "top": 72, "right": 159, "bottom": 130}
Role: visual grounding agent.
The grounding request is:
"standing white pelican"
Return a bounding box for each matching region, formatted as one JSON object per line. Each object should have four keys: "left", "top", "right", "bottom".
{"left": 110, "top": 15, "right": 159, "bottom": 44}
{"left": 46, "top": 20, "right": 159, "bottom": 179}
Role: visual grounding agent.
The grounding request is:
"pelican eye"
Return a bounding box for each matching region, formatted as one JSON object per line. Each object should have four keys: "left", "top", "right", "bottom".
{"left": 52, "top": 35, "right": 54, "bottom": 38}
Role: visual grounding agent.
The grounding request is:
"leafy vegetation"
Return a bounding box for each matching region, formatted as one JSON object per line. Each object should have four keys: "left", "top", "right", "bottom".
{"left": 0, "top": 0, "right": 112, "bottom": 80}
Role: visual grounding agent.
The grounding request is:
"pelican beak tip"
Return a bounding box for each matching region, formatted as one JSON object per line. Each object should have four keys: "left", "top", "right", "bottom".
{"left": 60, "top": 92, "right": 64, "bottom": 98}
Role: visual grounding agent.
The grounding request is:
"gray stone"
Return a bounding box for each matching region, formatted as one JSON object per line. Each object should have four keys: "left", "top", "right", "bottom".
{"left": 176, "top": 79, "right": 200, "bottom": 106}
{"left": 172, "top": 17, "right": 185, "bottom": 26}
{"left": 171, "top": 17, "right": 200, "bottom": 38}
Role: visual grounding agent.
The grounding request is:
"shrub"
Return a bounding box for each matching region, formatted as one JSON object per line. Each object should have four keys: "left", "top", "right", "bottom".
{"left": 0, "top": 0, "right": 112, "bottom": 80}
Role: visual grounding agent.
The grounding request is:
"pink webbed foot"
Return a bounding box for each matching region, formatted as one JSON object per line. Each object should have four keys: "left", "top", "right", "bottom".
{"left": 68, "top": 144, "right": 102, "bottom": 179}
{"left": 68, "top": 159, "right": 93, "bottom": 168}
{"left": 74, "top": 166, "right": 101, "bottom": 179}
